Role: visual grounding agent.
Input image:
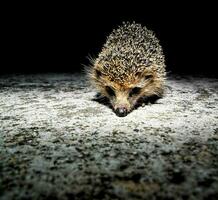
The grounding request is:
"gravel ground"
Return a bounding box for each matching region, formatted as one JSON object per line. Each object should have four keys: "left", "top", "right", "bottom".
{"left": 0, "top": 73, "right": 218, "bottom": 200}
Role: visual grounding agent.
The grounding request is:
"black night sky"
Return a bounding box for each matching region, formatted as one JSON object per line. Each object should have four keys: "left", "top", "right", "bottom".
{"left": 2, "top": 2, "right": 217, "bottom": 77}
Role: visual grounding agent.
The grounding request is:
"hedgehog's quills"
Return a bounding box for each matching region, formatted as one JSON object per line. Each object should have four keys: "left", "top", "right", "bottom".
{"left": 87, "top": 22, "right": 166, "bottom": 117}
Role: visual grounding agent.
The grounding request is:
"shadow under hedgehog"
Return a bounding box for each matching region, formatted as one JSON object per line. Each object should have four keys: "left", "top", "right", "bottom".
{"left": 87, "top": 22, "right": 166, "bottom": 117}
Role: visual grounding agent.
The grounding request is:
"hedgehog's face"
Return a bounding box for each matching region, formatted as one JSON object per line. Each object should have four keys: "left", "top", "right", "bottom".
{"left": 91, "top": 66, "right": 156, "bottom": 117}
{"left": 105, "top": 85, "right": 144, "bottom": 117}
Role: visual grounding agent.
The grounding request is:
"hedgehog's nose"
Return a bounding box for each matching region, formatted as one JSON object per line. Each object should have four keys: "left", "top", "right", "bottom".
{"left": 115, "top": 107, "right": 128, "bottom": 117}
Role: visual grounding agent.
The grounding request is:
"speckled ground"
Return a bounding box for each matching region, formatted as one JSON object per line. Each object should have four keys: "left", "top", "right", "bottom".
{"left": 0, "top": 73, "right": 218, "bottom": 200}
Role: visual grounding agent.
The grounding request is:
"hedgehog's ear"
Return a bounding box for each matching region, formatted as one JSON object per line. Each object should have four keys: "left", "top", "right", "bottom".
{"left": 95, "top": 69, "right": 102, "bottom": 78}
{"left": 144, "top": 74, "right": 153, "bottom": 80}
{"left": 136, "top": 72, "right": 153, "bottom": 80}
{"left": 135, "top": 72, "right": 142, "bottom": 77}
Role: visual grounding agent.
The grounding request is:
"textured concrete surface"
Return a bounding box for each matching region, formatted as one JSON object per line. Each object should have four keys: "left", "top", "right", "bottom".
{"left": 0, "top": 73, "right": 218, "bottom": 200}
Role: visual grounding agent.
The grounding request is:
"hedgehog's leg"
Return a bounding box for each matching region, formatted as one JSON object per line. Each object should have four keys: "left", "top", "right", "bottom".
{"left": 138, "top": 94, "right": 162, "bottom": 105}
{"left": 147, "top": 94, "right": 162, "bottom": 104}
{"left": 92, "top": 92, "right": 107, "bottom": 102}
{"left": 92, "top": 93, "right": 112, "bottom": 108}
{"left": 135, "top": 77, "right": 164, "bottom": 108}
{"left": 94, "top": 92, "right": 104, "bottom": 99}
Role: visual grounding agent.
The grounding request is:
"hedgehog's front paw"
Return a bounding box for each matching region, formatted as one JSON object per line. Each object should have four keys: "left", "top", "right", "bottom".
{"left": 92, "top": 93, "right": 112, "bottom": 108}
{"left": 135, "top": 94, "right": 161, "bottom": 108}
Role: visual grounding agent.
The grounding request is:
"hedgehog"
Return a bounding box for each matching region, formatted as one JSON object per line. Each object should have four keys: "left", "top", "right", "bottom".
{"left": 87, "top": 22, "right": 166, "bottom": 117}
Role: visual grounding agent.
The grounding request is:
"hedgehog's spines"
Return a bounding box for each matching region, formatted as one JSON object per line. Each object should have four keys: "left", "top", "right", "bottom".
{"left": 93, "top": 22, "right": 165, "bottom": 85}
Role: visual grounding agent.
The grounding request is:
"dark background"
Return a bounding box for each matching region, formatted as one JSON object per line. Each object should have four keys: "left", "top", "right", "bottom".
{"left": 2, "top": 2, "right": 217, "bottom": 77}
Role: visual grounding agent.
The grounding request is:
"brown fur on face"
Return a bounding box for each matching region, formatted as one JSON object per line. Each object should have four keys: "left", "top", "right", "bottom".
{"left": 89, "top": 63, "right": 164, "bottom": 114}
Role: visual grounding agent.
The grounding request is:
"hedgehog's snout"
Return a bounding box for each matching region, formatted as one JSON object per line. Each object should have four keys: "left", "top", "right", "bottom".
{"left": 115, "top": 106, "right": 128, "bottom": 117}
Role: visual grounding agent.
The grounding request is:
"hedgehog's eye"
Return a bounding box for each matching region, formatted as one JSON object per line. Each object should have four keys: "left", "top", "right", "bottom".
{"left": 129, "top": 87, "right": 141, "bottom": 97}
{"left": 105, "top": 86, "right": 115, "bottom": 96}
{"left": 95, "top": 69, "right": 102, "bottom": 78}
